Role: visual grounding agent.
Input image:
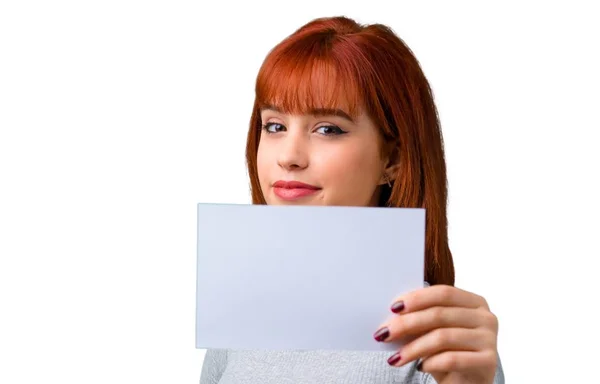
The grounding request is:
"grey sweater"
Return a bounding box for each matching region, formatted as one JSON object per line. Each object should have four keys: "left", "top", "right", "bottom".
{"left": 199, "top": 349, "right": 505, "bottom": 383}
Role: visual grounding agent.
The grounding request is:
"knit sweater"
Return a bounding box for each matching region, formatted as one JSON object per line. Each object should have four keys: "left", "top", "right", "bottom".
{"left": 198, "top": 279, "right": 505, "bottom": 383}
{"left": 199, "top": 349, "right": 505, "bottom": 383}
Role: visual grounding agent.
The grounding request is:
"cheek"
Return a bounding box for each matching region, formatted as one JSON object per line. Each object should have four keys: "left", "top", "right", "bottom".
{"left": 256, "top": 142, "right": 270, "bottom": 187}
{"left": 314, "top": 142, "right": 382, "bottom": 191}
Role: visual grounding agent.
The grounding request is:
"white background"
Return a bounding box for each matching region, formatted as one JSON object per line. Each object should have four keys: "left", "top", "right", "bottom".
{"left": 1, "top": 1, "right": 598, "bottom": 383}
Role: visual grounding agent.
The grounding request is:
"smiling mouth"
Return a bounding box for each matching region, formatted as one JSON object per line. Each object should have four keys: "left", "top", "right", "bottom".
{"left": 272, "top": 180, "right": 321, "bottom": 201}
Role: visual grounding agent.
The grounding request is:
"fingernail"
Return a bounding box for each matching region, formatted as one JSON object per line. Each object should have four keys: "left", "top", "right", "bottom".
{"left": 373, "top": 327, "right": 390, "bottom": 342}
{"left": 391, "top": 301, "right": 405, "bottom": 313}
{"left": 387, "top": 352, "right": 402, "bottom": 366}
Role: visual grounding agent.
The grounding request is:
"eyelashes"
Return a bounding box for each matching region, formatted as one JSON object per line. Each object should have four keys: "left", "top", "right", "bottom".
{"left": 261, "top": 122, "right": 348, "bottom": 136}
{"left": 261, "top": 122, "right": 286, "bottom": 134}
{"left": 315, "top": 125, "right": 347, "bottom": 135}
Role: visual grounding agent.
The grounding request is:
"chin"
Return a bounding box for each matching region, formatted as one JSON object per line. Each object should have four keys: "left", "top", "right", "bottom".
{"left": 268, "top": 191, "right": 326, "bottom": 205}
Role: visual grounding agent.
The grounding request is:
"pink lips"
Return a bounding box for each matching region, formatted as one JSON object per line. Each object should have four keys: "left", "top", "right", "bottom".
{"left": 272, "top": 180, "right": 321, "bottom": 201}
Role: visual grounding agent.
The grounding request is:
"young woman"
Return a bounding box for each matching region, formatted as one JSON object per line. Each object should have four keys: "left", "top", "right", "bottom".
{"left": 200, "top": 16, "right": 504, "bottom": 384}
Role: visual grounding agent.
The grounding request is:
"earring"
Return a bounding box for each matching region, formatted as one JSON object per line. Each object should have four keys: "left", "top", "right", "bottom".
{"left": 383, "top": 174, "right": 392, "bottom": 187}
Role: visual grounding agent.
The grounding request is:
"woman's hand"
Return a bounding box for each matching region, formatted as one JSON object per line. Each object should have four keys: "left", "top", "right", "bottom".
{"left": 373, "top": 285, "right": 499, "bottom": 384}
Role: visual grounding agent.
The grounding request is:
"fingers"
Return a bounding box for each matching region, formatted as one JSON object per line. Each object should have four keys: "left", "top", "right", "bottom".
{"left": 386, "top": 327, "right": 496, "bottom": 367}
{"left": 419, "top": 350, "right": 498, "bottom": 374}
{"left": 390, "top": 285, "right": 490, "bottom": 314}
{"left": 379, "top": 285, "right": 500, "bottom": 381}
{"left": 373, "top": 306, "right": 495, "bottom": 343}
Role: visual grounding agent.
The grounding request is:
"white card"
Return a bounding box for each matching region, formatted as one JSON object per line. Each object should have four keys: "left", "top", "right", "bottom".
{"left": 195, "top": 204, "right": 425, "bottom": 351}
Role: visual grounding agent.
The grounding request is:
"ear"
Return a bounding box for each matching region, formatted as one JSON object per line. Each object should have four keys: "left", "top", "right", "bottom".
{"left": 379, "top": 163, "right": 401, "bottom": 186}
{"left": 379, "top": 144, "right": 401, "bottom": 185}
{"left": 385, "top": 162, "right": 402, "bottom": 181}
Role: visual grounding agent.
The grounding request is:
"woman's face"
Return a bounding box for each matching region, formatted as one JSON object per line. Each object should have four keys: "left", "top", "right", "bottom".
{"left": 257, "top": 106, "right": 388, "bottom": 206}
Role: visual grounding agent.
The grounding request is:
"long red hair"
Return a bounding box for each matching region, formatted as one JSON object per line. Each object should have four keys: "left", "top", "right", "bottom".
{"left": 245, "top": 16, "right": 454, "bottom": 286}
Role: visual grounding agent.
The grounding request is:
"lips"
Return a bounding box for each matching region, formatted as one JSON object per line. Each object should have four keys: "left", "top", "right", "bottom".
{"left": 273, "top": 181, "right": 320, "bottom": 190}
{"left": 272, "top": 180, "right": 321, "bottom": 200}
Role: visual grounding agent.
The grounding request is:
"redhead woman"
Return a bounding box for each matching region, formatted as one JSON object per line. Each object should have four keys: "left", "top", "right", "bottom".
{"left": 200, "top": 16, "right": 504, "bottom": 384}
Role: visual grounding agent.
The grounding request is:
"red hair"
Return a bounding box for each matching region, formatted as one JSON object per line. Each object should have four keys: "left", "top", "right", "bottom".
{"left": 245, "top": 16, "right": 454, "bottom": 286}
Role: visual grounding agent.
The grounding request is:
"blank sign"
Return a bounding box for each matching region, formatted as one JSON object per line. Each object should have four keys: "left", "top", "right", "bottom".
{"left": 195, "top": 204, "right": 425, "bottom": 351}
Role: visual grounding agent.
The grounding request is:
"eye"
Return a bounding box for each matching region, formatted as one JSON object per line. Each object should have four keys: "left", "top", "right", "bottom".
{"left": 315, "top": 125, "right": 347, "bottom": 136}
{"left": 262, "top": 122, "right": 286, "bottom": 134}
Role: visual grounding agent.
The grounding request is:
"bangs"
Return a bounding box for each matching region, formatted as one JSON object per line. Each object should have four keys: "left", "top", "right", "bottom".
{"left": 255, "top": 38, "right": 367, "bottom": 119}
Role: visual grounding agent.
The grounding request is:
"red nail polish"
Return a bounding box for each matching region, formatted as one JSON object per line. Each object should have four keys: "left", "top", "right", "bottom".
{"left": 391, "top": 301, "right": 405, "bottom": 313}
{"left": 387, "top": 352, "right": 402, "bottom": 366}
{"left": 373, "top": 327, "right": 390, "bottom": 342}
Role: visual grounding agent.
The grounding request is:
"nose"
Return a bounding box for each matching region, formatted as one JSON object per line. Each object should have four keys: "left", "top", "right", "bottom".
{"left": 277, "top": 129, "right": 309, "bottom": 171}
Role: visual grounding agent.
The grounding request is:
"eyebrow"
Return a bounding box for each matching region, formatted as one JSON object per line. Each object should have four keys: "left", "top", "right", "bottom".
{"left": 261, "top": 105, "right": 355, "bottom": 123}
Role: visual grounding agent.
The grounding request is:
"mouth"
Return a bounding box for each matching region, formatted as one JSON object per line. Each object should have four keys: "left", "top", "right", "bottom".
{"left": 272, "top": 180, "right": 321, "bottom": 201}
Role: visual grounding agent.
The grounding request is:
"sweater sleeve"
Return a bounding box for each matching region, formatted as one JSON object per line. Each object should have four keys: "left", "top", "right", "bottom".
{"left": 493, "top": 354, "right": 505, "bottom": 384}
{"left": 199, "top": 349, "right": 228, "bottom": 384}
